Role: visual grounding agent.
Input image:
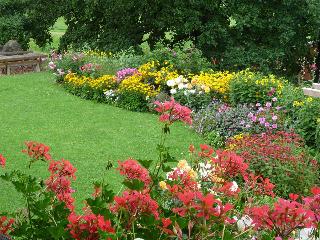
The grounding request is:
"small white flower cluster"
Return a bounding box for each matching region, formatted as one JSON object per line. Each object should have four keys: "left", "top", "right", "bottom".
{"left": 104, "top": 90, "right": 118, "bottom": 102}
{"left": 198, "top": 162, "right": 213, "bottom": 179}
{"left": 166, "top": 76, "right": 191, "bottom": 95}
{"left": 236, "top": 215, "right": 254, "bottom": 232}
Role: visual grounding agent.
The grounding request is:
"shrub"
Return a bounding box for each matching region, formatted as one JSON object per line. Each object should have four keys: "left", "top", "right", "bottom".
{"left": 226, "top": 131, "right": 319, "bottom": 197}
{"left": 229, "top": 70, "right": 286, "bottom": 105}
{"left": 115, "top": 90, "right": 149, "bottom": 112}
{"left": 192, "top": 100, "right": 254, "bottom": 141}
{"left": 295, "top": 97, "right": 320, "bottom": 149}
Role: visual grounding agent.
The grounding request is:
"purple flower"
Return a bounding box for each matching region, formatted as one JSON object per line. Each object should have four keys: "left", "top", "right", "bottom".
{"left": 258, "top": 107, "right": 264, "bottom": 113}
{"left": 272, "top": 124, "right": 278, "bottom": 129}
{"left": 251, "top": 116, "right": 257, "bottom": 122}
{"left": 259, "top": 117, "right": 266, "bottom": 124}
{"left": 240, "top": 120, "right": 245, "bottom": 125}
{"left": 265, "top": 122, "right": 270, "bottom": 127}
{"left": 275, "top": 106, "right": 282, "bottom": 111}
{"left": 116, "top": 68, "right": 138, "bottom": 82}
{"left": 265, "top": 102, "right": 272, "bottom": 108}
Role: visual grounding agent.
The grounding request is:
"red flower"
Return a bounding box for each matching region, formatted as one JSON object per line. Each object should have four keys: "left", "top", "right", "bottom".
{"left": 248, "top": 197, "right": 315, "bottom": 238}
{"left": 22, "top": 141, "right": 51, "bottom": 161}
{"left": 154, "top": 98, "right": 192, "bottom": 125}
{"left": 111, "top": 190, "right": 159, "bottom": 220}
{"left": 212, "top": 150, "right": 248, "bottom": 179}
{"left": 0, "top": 154, "right": 6, "bottom": 168}
{"left": 243, "top": 173, "right": 275, "bottom": 197}
{"left": 46, "top": 159, "right": 77, "bottom": 210}
{"left": 304, "top": 186, "right": 320, "bottom": 222}
{"left": 0, "top": 216, "right": 14, "bottom": 236}
{"left": 68, "top": 212, "right": 114, "bottom": 240}
{"left": 117, "top": 158, "right": 151, "bottom": 188}
{"left": 198, "top": 144, "right": 214, "bottom": 158}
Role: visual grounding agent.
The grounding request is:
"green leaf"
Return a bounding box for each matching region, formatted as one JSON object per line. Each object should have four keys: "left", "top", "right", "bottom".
{"left": 122, "top": 179, "right": 145, "bottom": 191}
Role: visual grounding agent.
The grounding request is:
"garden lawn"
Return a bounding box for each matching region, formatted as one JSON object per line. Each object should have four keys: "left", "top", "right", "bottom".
{"left": 0, "top": 72, "right": 203, "bottom": 212}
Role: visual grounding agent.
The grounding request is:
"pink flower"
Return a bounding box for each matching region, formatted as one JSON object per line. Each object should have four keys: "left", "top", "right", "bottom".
{"left": 256, "top": 103, "right": 261, "bottom": 107}
{"left": 272, "top": 97, "right": 277, "bottom": 102}
{"left": 266, "top": 102, "right": 272, "bottom": 108}
{"left": 272, "top": 115, "right": 278, "bottom": 121}
{"left": 251, "top": 116, "right": 257, "bottom": 122}
{"left": 259, "top": 117, "right": 266, "bottom": 124}
{"left": 154, "top": 98, "right": 192, "bottom": 125}
{"left": 272, "top": 124, "right": 278, "bottom": 129}
{"left": 265, "top": 122, "right": 270, "bottom": 128}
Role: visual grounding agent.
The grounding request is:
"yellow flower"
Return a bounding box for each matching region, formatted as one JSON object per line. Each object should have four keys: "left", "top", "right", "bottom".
{"left": 306, "top": 97, "right": 313, "bottom": 103}
{"left": 293, "top": 101, "right": 304, "bottom": 107}
{"left": 188, "top": 169, "right": 198, "bottom": 179}
{"left": 159, "top": 181, "right": 168, "bottom": 190}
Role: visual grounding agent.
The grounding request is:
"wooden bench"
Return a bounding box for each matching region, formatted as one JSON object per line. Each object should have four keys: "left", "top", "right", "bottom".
{"left": 0, "top": 53, "right": 47, "bottom": 75}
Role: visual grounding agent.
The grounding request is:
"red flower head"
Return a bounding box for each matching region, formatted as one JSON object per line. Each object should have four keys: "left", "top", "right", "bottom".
{"left": 154, "top": 98, "right": 192, "bottom": 125}
{"left": 46, "top": 159, "right": 77, "bottom": 210}
{"left": 117, "top": 158, "right": 151, "bottom": 188}
{"left": 22, "top": 141, "right": 52, "bottom": 161}
{"left": 111, "top": 190, "right": 159, "bottom": 220}
{"left": 0, "top": 154, "right": 6, "bottom": 168}
{"left": 68, "top": 212, "right": 114, "bottom": 240}
{"left": 0, "top": 216, "right": 14, "bottom": 236}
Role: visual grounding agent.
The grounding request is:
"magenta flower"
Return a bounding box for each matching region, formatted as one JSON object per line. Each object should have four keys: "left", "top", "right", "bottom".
{"left": 272, "top": 124, "right": 278, "bottom": 129}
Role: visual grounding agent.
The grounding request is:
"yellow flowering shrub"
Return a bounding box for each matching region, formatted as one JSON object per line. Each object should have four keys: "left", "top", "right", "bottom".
{"left": 191, "top": 71, "right": 235, "bottom": 95}
{"left": 229, "top": 69, "right": 287, "bottom": 105}
{"left": 118, "top": 74, "right": 159, "bottom": 97}
{"left": 64, "top": 73, "right": 116, "bottom": 91}
{"left": 137, "top": 61, "right": 179, "bottom": 85}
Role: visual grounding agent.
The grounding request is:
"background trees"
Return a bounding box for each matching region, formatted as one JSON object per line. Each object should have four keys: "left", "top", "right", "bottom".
{"left": 1, "top": 0, "right": 319, "bottom": 76}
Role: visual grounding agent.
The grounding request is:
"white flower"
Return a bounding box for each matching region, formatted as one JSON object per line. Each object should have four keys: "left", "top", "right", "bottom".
{"left": 166, "top": 79, "right": 176, "bottom": 87}
{"left": 170, "top": 89, "right": 177, "bottom": 95}
{"left": 178, "top": 83, "right": 185, "bottom": 90}
{"left": 297, "top": 228, "right": 318, "bottom": 240}
{"left": 175, "top": 76, "right": 182, "bottom": 85}
{"left": 230, "top": 181, "right": 238, "bottom": 192}
{"left": 237, "top": 215, "right": 253, "bottom": 232}
{"left": 48, "top": 61, "right": 56, "bottom": 70}
{"left": 189, "top": 89, "right": 196, "bottom": 94}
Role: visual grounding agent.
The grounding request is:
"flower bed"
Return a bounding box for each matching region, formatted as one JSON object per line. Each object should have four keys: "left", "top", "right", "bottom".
{"left": 0, "top": 100, "right": 319, "bottom": 239}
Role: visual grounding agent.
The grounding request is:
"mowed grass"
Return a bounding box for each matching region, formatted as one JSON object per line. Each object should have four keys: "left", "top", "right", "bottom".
{"left": 0, "top": 72, "right": 203, "bottom": 212}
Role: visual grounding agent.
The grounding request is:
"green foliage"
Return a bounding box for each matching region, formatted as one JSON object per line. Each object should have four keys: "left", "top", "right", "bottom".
{"left": 295, "top": 98, "right": 320, "bottom": 148}
{"left": 116, "top": 90, "right": 149, "bottom": 112}
{"left": 58, "top": 0, "right": 320, "bottom": 76}
{"left": 0, "top": 170, "right": 71, "bottom": 239}
{"left": 0, "top": 0, "right": 63, "bottom": 49}
{"left": 173, "top": 90, "right": 212, "bottom": 112}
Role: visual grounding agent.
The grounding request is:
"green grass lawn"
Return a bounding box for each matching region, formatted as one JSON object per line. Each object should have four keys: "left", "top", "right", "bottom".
{"left": 0, "top": 72, "right": 203, "bottom": 212}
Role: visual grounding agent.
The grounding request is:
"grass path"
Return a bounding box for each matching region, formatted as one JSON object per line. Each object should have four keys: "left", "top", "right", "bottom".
{"left": 0, "top": 72, "right": 203, "bottom": 212}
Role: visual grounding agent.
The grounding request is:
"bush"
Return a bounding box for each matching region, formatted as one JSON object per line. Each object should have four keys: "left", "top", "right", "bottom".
{"left": 115, "top": 90, "right": 149, "bottom": 112}
{"left": 192, "top": 100, "right": 254, "bottom": 141}
{"left": 295, "top": 97, "right": 320, "bottom": 149}
{"left": 229, "top": 70, "right": 286, "bottom": 105}
{"left": 226, "top": 131, "right": 320, "bottom": 197}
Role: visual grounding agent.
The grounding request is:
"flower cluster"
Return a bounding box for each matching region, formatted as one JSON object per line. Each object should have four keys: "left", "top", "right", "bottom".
{"left": 22, "top": 141, "right": 52, "bottom": 161}
{"left": 79, "top": 63, "right": 101, "bottom": 73}
{"left": 67, "top": 212, "right": 114, "bottom": 240}
{"left": 111, "top": 190, "right": 160, "bottom": 220}
{"left": 191, "top": 71, "right": 235, "bottom": 95}
{"left": 154, "top": 98, "right": 192, "bottom": 125}
{"left": 0, "top": 216, "right": 14, "bottom": 236}
{"left": 247, "top": 98, "right": 283, "bottom": 131}
{"left": 116, "top": 68, "right": 138, "bottom": 82}
{"left": 117, "top": 158, "right": 152, "bottom": 187}
{"left": 247, "top": 195, "right": 316, "bottom": 238}
{"left": 46, "top": 159, "right": 77, "bottom": 210}
{"left": 64, "top": 73, "right": 117, "bottom": 91}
